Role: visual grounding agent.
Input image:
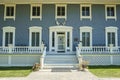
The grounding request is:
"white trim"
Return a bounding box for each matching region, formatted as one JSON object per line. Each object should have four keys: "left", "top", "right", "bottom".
{"left": 4, "top": 4, "right": 16, "bottom": 21}
{"left": 55, "top": 4, "right": 67, "bottom": 20}
{"left": 29, "top": 26, "right": 42, "bottom": 47}
{"left": 49, "top": 26, "right": 73, "bottom": 52}
{"left": 105, "top": 5, "right": 117, "bottom": 21}
{"left": 80, "top": 4, "right": 92, "bottom": 21}
{"left": 105, "top": 26, "right": 118, "bottom": 47}
{"left": 80, "top": 26, "right": 93, "bottom": 47}
{"left": 30, "top": 4, "right": 42, "bottom": 20}
{"left": 2, "top": 26, "right": 16, "bottom": 47}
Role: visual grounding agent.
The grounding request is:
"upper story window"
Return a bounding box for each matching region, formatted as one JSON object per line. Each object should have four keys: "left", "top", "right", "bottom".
{"left": 31, "top": 4, "right": 42, "bottom": 20}
{"left": 80, "top": 4, "right": 92, "bottom": 20}
{"left": 80, "top": 26, "right": 93, "bottom": 47}
{"left": 105, "top": 27, "right": 118, "bottom": 47}
{"left": 29, "top": 27, "right": 42, "bottom": 47}
{"left": 105, "top": 5, "right": 116, "bottom": 21}
{"left": 56, "top": 4, "right": 67, "bottom": 20}
{"left": 4, "top": 4, "right": 16, "bottom": 21}
{"left": 2, "top": 27, "right": 16, "bottom": 47}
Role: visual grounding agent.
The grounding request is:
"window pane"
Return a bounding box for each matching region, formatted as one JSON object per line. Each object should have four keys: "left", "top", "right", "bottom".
{"left": 5, "top": 32, "right": 9, "bottom": 46}
{"left": 67, "top": 32, "right": 70, "bottom": 47}
{"left": 61, "top": 7, "right": 65, "bottom": 16}
{"left": 52, "top": 32, "right": 55, "bottom": 47}
{"left": 10, "top": 32, "right": 13, "bottom": 44}
{"left": 86, "top": 7, "right": 90, "bottom": 16}
{"left": 36, "top": 32, "right": 40, "bottom": 46}
{"left": 112, "top": 33, "right": 115, "bottom": 46}
{"left": 11, "top": 7, "right": 14, "bottom": 16}
{"left": 32, "top": 32, "right": 35, "bottom": 46}
{"left": 6, "top": 7, "right": 14, "bottom": 16}
{"left": 107, "top": 7, "right": 114, "bottom": 16}
{"left": 82, "top": 32, "right": 85, "bottom": 46}
{"left": 82, "top": 7, "right": 90, "bottom": 16}
{"left": 37, "top": 7, "right": 40, "bottom": 16}
{"left": 57, "top": 6, "right": 65, "bottom": 16}
{"left": 107, "top": 33, "right": 111, "bottom": 46}
{"left": 32, "top": 7, "right": 36, "bottom": 16}
{"left": 86, "top": 32, "right": 90, "bottom": 46}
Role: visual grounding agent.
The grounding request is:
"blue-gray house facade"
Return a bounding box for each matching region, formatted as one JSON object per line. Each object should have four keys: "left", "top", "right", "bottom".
{"left": 0, "top": 4, "right": 120, "bottom": 51}
{"left": 0, "top": 0, "right": 120, "bottom": 67}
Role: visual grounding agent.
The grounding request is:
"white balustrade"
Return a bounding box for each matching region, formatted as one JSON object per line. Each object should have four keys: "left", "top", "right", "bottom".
{"left": 76, "top": 46, "right": 120, "bottom": 55}
{"left": 0, "top": 46, "right": 47, "bottom": 54}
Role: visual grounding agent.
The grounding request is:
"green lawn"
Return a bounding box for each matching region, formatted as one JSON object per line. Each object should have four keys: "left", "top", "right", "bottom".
{"left": 0, "top": 67, "right": 32, "bottom": 77}
{"left": 89, "top": 65, "right": 120, "bottom": 78}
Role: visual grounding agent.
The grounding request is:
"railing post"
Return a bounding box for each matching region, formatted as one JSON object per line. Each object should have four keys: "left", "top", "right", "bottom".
{"left": 8, "top": 44, "right": 13, "bottom": 53}
{"left": 40, "top": 54, "right": 44, "bottom": 69}
{"left": 110, "top": 44, "right": 113, "bottom": 65}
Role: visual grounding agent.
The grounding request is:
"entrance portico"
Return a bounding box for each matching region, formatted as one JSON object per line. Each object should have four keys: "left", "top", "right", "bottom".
{"left": 49, "top": 26, "right": 73, "bottom": 52}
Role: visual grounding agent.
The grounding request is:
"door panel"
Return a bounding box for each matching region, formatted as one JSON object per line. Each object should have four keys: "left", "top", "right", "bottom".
{"left": 57, "top": 35, "right": 65, "bottom": 51}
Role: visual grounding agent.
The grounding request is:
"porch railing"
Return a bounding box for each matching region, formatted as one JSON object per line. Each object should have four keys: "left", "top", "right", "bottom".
{"left": 0, "top": 46, "right": 46, "bottom": 54}
{"left": 76, "top": 46, "right": 120, "bottom": 55}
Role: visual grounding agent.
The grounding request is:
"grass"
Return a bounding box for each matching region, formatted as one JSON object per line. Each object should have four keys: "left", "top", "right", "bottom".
{"left": 89, "top": 65, "right": 120, "bottom": 78}
{"left": 0, "top": 67, "right": 32, "bottom": 77}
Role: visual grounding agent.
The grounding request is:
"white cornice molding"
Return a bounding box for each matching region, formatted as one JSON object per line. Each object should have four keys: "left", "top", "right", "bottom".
{"left": 0, "top": 0, "right": 120, "bottom": 4}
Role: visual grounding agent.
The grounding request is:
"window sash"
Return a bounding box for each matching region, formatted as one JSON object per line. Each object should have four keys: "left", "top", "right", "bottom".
{"left": 107, "top": 7, "right": 115, "bottom": 16}
{"left": 32, "top": 6, "right": 40, "bottom": 16}
{"left": 107, "top": 32, "right": 115, "bottom": 46}
{"left": 6, "top": 7, "right": 14, "bottom": 16}
{"left": 57, "top": 6, "right": 65, "bottom": 16}
{"left": 5, "top": 32, "right": 13, "bottom": 46}
{"left": 32, "top": 32, "right": 40, "bottom": 46}
{"left": 82, "top": 7, "right": 90, "bottom": 16}
{"left": 82, "top": 32, "right": 90, "bottom": 46}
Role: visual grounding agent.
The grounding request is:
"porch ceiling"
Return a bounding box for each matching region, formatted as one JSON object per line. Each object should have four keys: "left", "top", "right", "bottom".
{"left": 0, "top": 0, "right": 120, "bottom": 4}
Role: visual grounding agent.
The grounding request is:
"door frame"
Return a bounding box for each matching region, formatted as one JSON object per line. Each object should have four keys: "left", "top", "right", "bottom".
{"left": 49, "top": 26, "right": 73, "bottom": 52}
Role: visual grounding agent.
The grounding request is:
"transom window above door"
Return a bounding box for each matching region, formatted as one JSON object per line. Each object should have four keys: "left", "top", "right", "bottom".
{"left": 56, "top": 4, "right": 67, "bottom": 19}
{"left": 30, "top": 4, "right": 42, "bottom": 20}
{"left": 80, "top": 4, "right": 92, "bottom": 20}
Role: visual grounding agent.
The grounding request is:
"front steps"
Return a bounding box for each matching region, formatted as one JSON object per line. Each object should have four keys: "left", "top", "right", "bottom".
{"left": 44, "top": 53, "right": 79, "bottom": 69}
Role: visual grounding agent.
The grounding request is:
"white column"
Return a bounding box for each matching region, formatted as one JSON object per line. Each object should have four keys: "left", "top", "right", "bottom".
{"left": 40, "top": 55, "right": 44, "bottom": 69}
{"left": 8, "top": 55, "right": 11, "bottom": 65}
{"left": 65, "top": 32, "right": 67, "bottom": 52}
{"left": 55, "top": 31, "right": 57, "bottom": 52}
{"left": 49, "top": 31, "right": 52, "bottom": 51}
{"left": 70, "top": 31, "right": 72, "bottom": 51}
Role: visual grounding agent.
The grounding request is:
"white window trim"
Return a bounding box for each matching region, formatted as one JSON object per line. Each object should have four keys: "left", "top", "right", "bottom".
{"left": 80, "top": 26, "right": 93, "bottom": 47}
{"left": 29, "top": 26, "right": 42, "bottom": 47}
{"left": 105, "top": 27, "right": 118, "bottom": 47}
{"left": 80, "top": 4, "right": 92, "bottom": 21}
{"left": 4, "top": 4, "right": 16, "bottom": 21}
{"left": 105, "top": 5, "right": 117, "bottom": 21}
{"left": 30, "top": 4, "right": 42, "bottom": 21}
{"left": 55, "top": 4, "right": 67, "bottom": 20}
{"left": 2, "top": 26, "right": 16, "bottom": 47}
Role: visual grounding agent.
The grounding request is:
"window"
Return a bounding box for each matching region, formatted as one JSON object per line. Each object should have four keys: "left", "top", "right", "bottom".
{"left": 80, "top": 4, "right": 92, "bottom": 20}
{"left": 29, "top": 27, "right": 42, "bottom": 47}
{"left": 31, "top": 4, "right": 42, "bottom": 20}
{"left": 4, "top": 4, "right": 16, "bottom": 20}
{"left": 105, "top": 27, "right": 118, "bottom": 47}
{"left": 56, "top": 4, "right": 67, "bottom": 19}
{"left": 52, "top": 32, "right": 55, "bottom": 47}
{"left": 2, "top": 27, "right": 15, "bottom": 47}
{"left": 67, "top": 32, "right": 70, "bottom": 47}
{"left": 105, "top": 5, "right": 116, "bottom": 20}
{"left": 80, "top": 27, "right": 92, "bottom": 47}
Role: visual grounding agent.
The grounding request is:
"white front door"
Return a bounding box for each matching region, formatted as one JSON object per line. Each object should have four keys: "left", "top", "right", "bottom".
{"left": 57, "top": 34, "right": 65, "bottom": 51}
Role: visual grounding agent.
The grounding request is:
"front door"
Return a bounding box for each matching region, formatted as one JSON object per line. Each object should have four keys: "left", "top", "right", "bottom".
{"left": 57, "top": 34, "right": 65, "bottom": 52}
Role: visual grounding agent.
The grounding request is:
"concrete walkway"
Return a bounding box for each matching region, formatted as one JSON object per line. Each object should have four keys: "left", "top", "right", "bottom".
{"left": 0, "top": 68, "right": 119, "bottom": 80}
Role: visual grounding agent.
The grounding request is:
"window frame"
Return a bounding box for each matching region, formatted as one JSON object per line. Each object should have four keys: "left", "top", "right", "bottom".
{"left": 55, "top": 4, "right": 67, "bottom": 20}
{"left": 30, "top": 4, "right": 42, "bottom": 20}
{"left": 4, "top": 4, "right": 16, "bottom": 21}
{"left": 80, "top": 26, "right": 93, "bottom": 47}
{"left": 29, "top": 26, "right": 42, "bottom": 47}
{"left": 105, "top": 27, "right": 118, "bottom": 47}
{"left": 80, "top": 4, "right": 92, "bottom": 20}
{"left": 2, "top": 26, "right": 16, "bottom": 47}
{"left": 105, "top": 5, "right": 116, "bottom": 21}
